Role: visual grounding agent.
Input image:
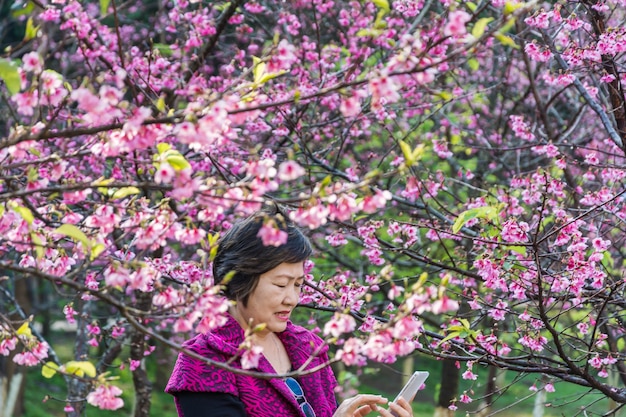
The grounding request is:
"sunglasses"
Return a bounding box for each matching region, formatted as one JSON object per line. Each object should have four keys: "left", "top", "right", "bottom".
{"left": 285, "top": 377, "right": 316, "bottom": 417}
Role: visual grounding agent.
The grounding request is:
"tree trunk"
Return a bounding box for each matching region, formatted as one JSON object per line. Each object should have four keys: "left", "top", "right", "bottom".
{"left": 66, "top": 298, "right": 91, "bottom": 417}
{"left": 131, "top": 292, "right": 153, "bottom": 417}
{"left": 434, "top": 359, "right": 459, "bottom": 417}
{"left": 402, "top": 355, "right": 414, "bottom": 386}
{"left": 532, "top": 387, "right": 546, "bottom": 417}
{"left": 0, "top": 277, "right": 31, "bottom": 417}
{"left": 153, "top": 333, "right": 173, "bottom": 392}
{"left": 478, "top": 365, "right": 498, "bottom": 416}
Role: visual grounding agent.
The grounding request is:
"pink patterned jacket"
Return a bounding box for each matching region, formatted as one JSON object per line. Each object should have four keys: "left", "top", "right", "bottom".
{"left": 166, "top": 314, "right": 338, "bottom": 417}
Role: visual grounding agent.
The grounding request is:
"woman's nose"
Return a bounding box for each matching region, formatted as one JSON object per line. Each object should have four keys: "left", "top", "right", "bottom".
{"left": 284, "top": 285, "right": 299, "bottom": 305}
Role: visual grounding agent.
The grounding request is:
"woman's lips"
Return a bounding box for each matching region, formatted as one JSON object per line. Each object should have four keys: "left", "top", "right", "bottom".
{"left": 275, "top": 311, "right": 291, "bottom": 321}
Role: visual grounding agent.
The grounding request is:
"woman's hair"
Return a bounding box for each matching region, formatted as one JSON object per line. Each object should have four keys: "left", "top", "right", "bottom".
{"left": 212, "top": 208, "right": 313, "bottom": 306}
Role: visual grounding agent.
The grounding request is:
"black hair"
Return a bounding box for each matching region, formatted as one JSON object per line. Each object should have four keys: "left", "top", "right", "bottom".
{"left": 212, "top": 208, "right": 312, "bottom": 306}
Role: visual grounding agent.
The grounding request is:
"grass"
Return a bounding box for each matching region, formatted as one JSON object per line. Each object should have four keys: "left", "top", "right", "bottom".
{"left": 21, "top": 335, "right": 625, "bottom": 417}
{"left": 357, "top": 355, "right": 626, "bottom": 417}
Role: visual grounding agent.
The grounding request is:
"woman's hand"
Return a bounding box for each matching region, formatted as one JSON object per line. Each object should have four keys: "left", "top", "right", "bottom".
{"left": 333, "top": 395, "right": 414, "bottom": 417}
{"left": 333, "top": 394, "right": 387, "bottom": 417}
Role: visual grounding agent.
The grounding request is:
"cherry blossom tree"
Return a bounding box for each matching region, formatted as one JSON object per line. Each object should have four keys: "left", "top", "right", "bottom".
{"left": 1, "top": 0, "right": 626, "bottom": 416}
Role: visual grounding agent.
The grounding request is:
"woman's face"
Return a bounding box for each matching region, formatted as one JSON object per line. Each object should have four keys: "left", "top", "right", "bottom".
{"left": 234, "top": 262, "right": 305, "bottom": 334}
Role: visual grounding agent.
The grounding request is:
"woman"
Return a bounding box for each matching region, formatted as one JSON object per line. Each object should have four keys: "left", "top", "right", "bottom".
{"left": 166, "top": 210, "right": 414, "bottom": 417}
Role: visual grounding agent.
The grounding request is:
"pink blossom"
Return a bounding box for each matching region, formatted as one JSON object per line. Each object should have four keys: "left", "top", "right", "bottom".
{"left": 329, "top": 194, "right": 358, "bottom": 222}
{"left": 462, "top": 370, "right": 478, "bottom": 380}
{"left": 111, "top": 326, "right": 125, "bottom": 338}
{"left": 433, "top": 139, "right": 453, "bottom": 159}
{"left": 387, "top": 285, "right": 404, "bottom": 300}
{"left": 13, "top": 351, "right": 39, "bottom": 366}
{"left": 154, "top": 162, "right": 176, "bottom": 184}
{"left": 444, "top": 11, "right": 471, "bottom": 37}
{"left": 130, "top": 359, "right": 141, "bottom": 371}
{"left": 0, "top": 337, "right": 17, "bottom": 356}
{"left": 323, "top": 314, "right": 356, "bottom": 338}
{"left": 257, "top": 220, "right": 288, "bottom": 247}
{"left": 326, "top": 232, "right": 348, "bottom": 247}
{"left": 277, "top": 161, "right": 306, "bottom": 181}
{"left": 63, "top": 304, "right": 77, "bottom": 324}
{"left": 21, "top": 52, "right": 43, "bottom": 73}
{"left": 584, "top": 152, "right": 599, "bottom": 165}
{"left": 86, "top": 384, "right": 124, "bottom": 410}
{"left": 361, "top": 190, "right": 392, "bottom": 213}
{"left": 589, "top": 355, "right": 603, "bottom": 369}
{"left": 369, "top": 75, "right": 400, "bottom": 109}
{"left": 509, "top": 115, "right": 535, "bottom": 141}
{"left": 12, "top": 91, "right": 38, "bottom": 116}
{"left": 459, "top": 393, "right": 472, "bottom": 403}
{"left": 431, "top": 296, "right": 459, "bottom": 314}
{"left": 64, "top": 405, "right": 75, "bottom": 413}
{"left": 544, "top": 383, "right": 555, "bottom": 393}
{"left": 524, "top": 42, "right": 552, "bottom": 62}
{"left": 340, "top": 95, "right": 362, "bottom": 118}
{"left": 392, "top": 316, "right": 422, "bottom": 339}
{"left": 289, "top": 204, "right": 330, "bottom": 229}
{"left": 240, "top": 345, "right": 264, "bottom": 369}
{"left": 518, "top": 334, "right": 547, "bottom": 352}
{"left": 104, "top": 265, "right": 131, "bottom": 288}
{"left": 488, "top": 300, "right": 507, "bottom": 321}
{"left": 87, "top": 324, "right": 101, "bottom": 335}
{"left": 336, "top": 338, "right": 365, "bottom": 366}
{"left": 524, "top": 11, "right": 551, "bottom": 29}
{"left": 500, "top": 219, "right": 529, "bottom": 242}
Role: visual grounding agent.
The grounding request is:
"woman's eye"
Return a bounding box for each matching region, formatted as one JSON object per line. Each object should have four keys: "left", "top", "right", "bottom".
{"left": 275, "top": 284, "right": 287, "bottom": 288}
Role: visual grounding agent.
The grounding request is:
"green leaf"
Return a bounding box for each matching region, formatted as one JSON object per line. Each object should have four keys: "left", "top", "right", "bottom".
{"left": 602, "top": 251, "right": 614, "bottom": 268}
{"left": 439, "top": 331, "right": 461, "bottom": 345}
{"left": 399, "top": 140, "right": 425, "bottom": 167}
{"left": 0, "top": 58, "right": 21, "bottom": 95}
{"left": 152, "top": 43, "right": 173, "bottom": 57}
{"left": 165, "top": 154, "right": 191, "bottom": 171}
{"left": 65, "top": 360, "right": 96, "bottom": 378}
{"left": 494, "top": 32, "right": 518, "bottom": 48}
{"left": 156, "top": 143, "right": 172, "bottom": 154}
{"left": 24, "top": 17, "right": 40, "bottom": 41}
{"left": 42, "top": 362, "right": 59, "bottom": 379}
{"left": 55, "top": 224, "right": 90, "bottom": 249}
{"left": 252, "top": 56, "right": 266, "bottom": 84}
{"left": 90, "top": 243, "right": 106, "bottom": 261}
{"left": 506, "top": 245, "right": 527, "bottom": 256}
{"left": 31, "top": 233, "right": 45, "bottom": 259}
{"left": 504, "top": 1, "right": 524, "bottom": 15}
{"left": 371, "top": 0, "right": 390, "bottom": 12}
{"left": 356, "top": 28, "right": 383, "bottom": 38}
{"left": 155, "top": 96, "right": 166, "bottom": 112}
{"left": 452, "top": 206, "right": 499, "bottom": 233}
{"left": 16, "top": 322, "right": 32, "bottom": 337}
{"left": 472, "top": 17, "right": 494, "bottom": 39}
{"left": 11, "top": 1, "right": 35, "bottom": 18}
{"left": 14, "top": 206, "right": 34, "bottom": 225}
{"left": 111, "top": 186, "right": 140, "bottom": 200}
{"left": 100, "top": 0, "right": 111, "bottom": 16}
{"left": 257, "top": 69, "right": 287, "bottom": 85}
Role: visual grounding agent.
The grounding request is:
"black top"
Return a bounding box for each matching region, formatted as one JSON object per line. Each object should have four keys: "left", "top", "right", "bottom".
{"left": 176, "top": 391, "right": 248, "bottom": 417}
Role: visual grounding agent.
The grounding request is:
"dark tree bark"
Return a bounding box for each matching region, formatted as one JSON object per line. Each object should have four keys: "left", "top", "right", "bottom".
{"left": 0, "top": 277, "right": 31, "bottom": 417}
{"left": 131, "top": 292, "right": 153, "bottom": 417}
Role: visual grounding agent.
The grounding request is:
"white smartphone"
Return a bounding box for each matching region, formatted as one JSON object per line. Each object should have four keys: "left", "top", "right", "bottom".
{"left": 393, "top": 370, "right": 429, "bottom": 404}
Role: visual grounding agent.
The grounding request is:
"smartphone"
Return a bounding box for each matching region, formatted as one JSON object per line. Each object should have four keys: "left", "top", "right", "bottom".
{"left": 392, "top": 371, "right": 429, "bottom": 407}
